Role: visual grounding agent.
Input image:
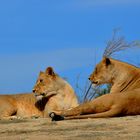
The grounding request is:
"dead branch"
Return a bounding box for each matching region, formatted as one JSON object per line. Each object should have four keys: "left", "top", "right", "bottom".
{"left": 103, "top": 29, "right": 139, "bottom": 57}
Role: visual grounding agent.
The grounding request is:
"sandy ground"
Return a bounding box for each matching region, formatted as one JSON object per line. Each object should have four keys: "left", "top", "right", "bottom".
{"left": 0, "top": 116, "right": 140, "bottom": 140}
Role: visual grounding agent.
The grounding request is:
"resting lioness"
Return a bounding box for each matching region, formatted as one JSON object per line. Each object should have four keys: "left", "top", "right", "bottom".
{"left": 50, "top": 57, "right": 140, "bottom": 121}
{"left": 0, "top": 93, "right": 43, "bottom": 119}
{"left": 32, "top": 67, "right": 79, "bottom": 117}
{"left": 0, "top": 67, "right": 78, "bottom": 119}
{"left": 89, "top": 57, "right": 140, "bottom": 93}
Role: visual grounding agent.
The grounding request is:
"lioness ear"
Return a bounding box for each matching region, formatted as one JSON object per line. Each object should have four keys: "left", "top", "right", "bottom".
{"left": 45, "top": 67, "right": 55, "bottom": 76}
{"left": 103, "top": 57, "right": 111, "bottom": 66}
{"left": 39, "top": 71, "right": 44, "bottom": 75}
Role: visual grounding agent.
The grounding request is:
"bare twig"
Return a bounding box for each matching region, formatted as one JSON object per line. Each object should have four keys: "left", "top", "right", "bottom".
{"left": 83, "top": 83, "right": 92, "bottom": 101}
{"left": 75, "top": 73, "right": 83, "bottom": 94}
{"left": 103, "top": 29, "right": 139, "bottom": 57}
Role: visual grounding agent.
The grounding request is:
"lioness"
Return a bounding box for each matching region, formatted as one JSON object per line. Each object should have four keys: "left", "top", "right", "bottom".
{"left": 89, "top": 57, "right": 140, "bottom": 93}
{"left": 0, "top": 93, "right": 43, "bottom": 119}
{"left": 50, "top": 57, "right": 140, "bottom": 121}
{"left": 32, "top": 67, "right": 79, "bottom": 117}
{"left": 0, "top": 67, "right": 78, "bottom": 119}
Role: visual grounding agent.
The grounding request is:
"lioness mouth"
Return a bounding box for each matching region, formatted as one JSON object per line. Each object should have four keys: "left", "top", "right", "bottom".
{"left": 92, "top": 81, "right": 98, "bottom": 84}
{"left": 36, "top": 95, "right": 44, "bottom": 101}
{"left": 40, "top": 93, "right": 45, "bottom": 96}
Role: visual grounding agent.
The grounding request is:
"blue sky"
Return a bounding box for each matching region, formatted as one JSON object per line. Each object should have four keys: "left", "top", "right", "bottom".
{"left": 0, "top": 0, "right": 140, "bottom": 95}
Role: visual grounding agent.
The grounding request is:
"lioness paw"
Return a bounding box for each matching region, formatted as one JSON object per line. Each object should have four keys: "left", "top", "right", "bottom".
{"left": 49, "top": 112, "right": 64, "bottom": 121}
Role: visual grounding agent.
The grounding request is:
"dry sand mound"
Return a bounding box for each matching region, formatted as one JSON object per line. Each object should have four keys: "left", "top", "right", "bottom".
{"left": 0, "top": 116, "right": 140, "bottom": 140}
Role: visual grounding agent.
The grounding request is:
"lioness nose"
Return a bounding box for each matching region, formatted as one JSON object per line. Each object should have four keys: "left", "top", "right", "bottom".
{"left": 32, "top": 89, "right": 36, "bottom": 93}
{"left": 88, "top": 77, "right": 91, "bottom": 80}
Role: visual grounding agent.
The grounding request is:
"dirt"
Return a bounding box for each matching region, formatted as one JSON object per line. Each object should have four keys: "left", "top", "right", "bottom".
{"left": 0, "top": 115, "right": 140, "bottom": 140}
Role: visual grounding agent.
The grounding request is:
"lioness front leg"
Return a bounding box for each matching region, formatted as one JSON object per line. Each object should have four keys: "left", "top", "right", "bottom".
{"left": 2, "top": 116, "right": 21, "bottom": 120}
{"left": 63, "top": 106, "right": 122, "bottom": 120}
{"left": 50, "top": 105, "right": 122, "bottom": 121}
{"left": 0, "top": 101, "right": 17, "bottom": 120}
{"left": 43, "top": 103, "right": 59, "bottom": 117}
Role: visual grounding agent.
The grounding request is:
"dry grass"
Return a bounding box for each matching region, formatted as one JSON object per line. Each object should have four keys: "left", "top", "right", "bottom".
{"left": 0, "top": 116, "right": 140, "bottom": 140}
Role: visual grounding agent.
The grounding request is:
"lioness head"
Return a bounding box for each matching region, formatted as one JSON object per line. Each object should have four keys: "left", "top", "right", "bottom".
{"left": 89, "top": 57, "right": 113, "bottom": 85}
{"left": 32, "top": 67, "right": 65, "bottom": 100}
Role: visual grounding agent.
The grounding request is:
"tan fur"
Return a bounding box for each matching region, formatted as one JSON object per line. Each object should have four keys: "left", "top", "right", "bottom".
{"left": 89, "top": 57, "right": 140, "bottom": 93}
{"left": 0, "top": 93, "right": 43, "bottom": 119}
{"left": 0, "top": 67, "right": 78, "bottom": 119}
{"left": 33, "top": 67, "right": 78, "bottom": 117}
{"left": 52, "top": 58, "right": 140, "bottom": 120}
{"left": 54, "top": 89, "right": 140, "bottom": 120}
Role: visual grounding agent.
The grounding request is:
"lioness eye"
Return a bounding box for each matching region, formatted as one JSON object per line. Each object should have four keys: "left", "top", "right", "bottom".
{"left": 40, "top": 79, "right": 43, "bottom": 82}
